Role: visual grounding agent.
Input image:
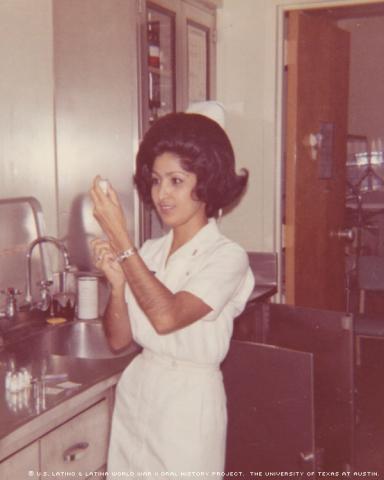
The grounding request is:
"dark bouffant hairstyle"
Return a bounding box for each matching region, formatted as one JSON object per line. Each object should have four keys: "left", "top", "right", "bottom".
{"left": 134, "top": 112, "right": 249, "bottom": 217}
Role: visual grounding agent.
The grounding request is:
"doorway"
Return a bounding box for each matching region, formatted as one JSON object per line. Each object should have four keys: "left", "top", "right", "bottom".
{"left": 280, "top": 2, "right": 384, "bottom": 472}
{"left": 282, "top": 1, "right": 384, "bottom": 315}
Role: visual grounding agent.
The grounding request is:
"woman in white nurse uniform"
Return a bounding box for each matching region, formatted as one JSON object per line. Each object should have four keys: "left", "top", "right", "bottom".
{"left": 90, "top": 111, "right": 254, "bottom": 476}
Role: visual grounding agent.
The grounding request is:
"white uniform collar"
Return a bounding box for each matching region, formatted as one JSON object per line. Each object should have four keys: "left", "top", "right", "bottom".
{"left": 165, "top": 218, "right": 221, "bottom": 264}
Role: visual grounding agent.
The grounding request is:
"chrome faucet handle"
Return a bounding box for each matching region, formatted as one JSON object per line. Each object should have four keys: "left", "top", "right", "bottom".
{"left": 0, "top": 287, "right": 22, "bottom": 317}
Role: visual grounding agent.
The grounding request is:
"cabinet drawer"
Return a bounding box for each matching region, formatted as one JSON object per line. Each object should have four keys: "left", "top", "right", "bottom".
{"left": 41, "top": 399, "right": 110, "bottom": 475}
{"left": 0, "top": 442, "right": 39, "bottom": 480}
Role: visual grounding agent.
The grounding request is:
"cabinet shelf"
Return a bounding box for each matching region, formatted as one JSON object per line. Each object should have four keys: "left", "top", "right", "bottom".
{"left": 148, "top": 65, "right": 172, "bottom": 77}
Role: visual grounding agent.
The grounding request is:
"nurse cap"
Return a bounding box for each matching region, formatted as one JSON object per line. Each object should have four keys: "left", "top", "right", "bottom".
{"left": 186, "top": 100, "right": 226, "bottom": 129}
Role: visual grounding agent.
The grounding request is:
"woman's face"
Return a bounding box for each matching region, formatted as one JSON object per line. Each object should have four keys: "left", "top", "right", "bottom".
{"left": 151, "top": 152, "right": 207, "bottom": 230}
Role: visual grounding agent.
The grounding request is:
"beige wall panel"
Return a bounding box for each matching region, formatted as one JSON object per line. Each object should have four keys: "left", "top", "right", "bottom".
{"left": 53, "top": 0, "right": 139, "bottom": 269}
{"left": 0, "top": 0, "right": 56, "bottom": 235}
{"left": 217, "top": 0, "right": 274, "bottom": 252}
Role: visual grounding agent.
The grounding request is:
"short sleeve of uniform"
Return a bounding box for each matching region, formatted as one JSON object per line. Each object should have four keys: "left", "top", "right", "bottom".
{"left": 181, "top": 242, "right": 253, "bottom": 320}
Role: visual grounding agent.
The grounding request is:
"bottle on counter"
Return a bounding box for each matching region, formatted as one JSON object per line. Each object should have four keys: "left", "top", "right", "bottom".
{"left": 77, "top": 275, "right": 99, "bottom": 320}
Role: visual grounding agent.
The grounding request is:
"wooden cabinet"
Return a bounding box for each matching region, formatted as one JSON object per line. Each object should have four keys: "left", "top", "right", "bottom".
{"left": 41, "top": 399, "right": 110, "bottom": 476}
{"left": 0, "top": 442, "right": 39, "bottom": 480}
{"left": 0, "top": 388, "right": 114, "bottom": 479}
{"left": 139, "top": 0, "right": 220, "bottom": 241}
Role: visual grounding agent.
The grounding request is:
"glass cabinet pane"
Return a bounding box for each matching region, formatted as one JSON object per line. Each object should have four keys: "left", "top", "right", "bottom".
{"left": 187, "top": 22, "right": 209, "bottom": 104}
{"left": 147, "top": 4, "right": 176, "bottom": 125}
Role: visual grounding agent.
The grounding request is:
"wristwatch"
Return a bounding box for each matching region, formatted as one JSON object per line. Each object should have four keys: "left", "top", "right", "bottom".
{"left": 116, "top": 247, "right": 137, "bottom": 263}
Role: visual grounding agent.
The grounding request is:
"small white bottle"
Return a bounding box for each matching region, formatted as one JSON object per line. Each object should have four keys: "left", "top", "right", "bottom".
{"left": 20, "top": 367, "right": 31, "bottom": 388}
{"left": 9, "top": 372, "right": 21, "bottom": 393}
{"left": 5, "top": 371, "right": 12, "bottom": 390}
{"left": 98, "top": 178, "right": 109, "bottom": 194}
{"left": 77, "top": 276, "right": 99, "bottom": 320}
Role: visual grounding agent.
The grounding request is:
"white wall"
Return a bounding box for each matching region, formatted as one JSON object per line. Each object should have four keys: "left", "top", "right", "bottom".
{"left": 53, "top": 0, "right": 139, "bottom": 270}
{"left": 216, "top": 0, "right": 278, "bottom": 252}
{"left": 0, "top": 0, "right": 57, "bottom": 234}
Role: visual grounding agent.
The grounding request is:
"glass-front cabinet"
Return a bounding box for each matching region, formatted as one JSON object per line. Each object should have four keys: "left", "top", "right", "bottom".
{"left": 186, "top": 16, "right": 212, "bottom": 104}
{"left": 139, "top": 0, "right": 219, "bottom": 241}
{"left": 146, "top": 3, "right": 176, "bottom": 125}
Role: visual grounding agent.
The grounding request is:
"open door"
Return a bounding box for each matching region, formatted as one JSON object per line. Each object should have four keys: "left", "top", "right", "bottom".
{"left": 284, "top": 10, "right": 350, "bottom": 311}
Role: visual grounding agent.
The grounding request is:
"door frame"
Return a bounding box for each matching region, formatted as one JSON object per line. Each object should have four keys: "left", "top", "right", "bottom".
{"left": 269, "top": 0, "right": 384, "bottom": 302}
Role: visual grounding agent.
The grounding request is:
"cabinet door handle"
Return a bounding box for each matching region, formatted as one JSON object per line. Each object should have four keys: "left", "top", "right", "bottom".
{"left": 63, "top": 442, "right": 89, "bottom": 462}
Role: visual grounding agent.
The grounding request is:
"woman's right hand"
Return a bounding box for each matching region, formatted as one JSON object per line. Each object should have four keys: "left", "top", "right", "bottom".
{"left": 90, "top": 238, "right": 126, "bottom": 292}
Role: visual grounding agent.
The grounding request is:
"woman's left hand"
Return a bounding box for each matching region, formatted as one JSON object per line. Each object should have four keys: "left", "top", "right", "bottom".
{"left": 90, "top": 176, "right": 131, "bottom": 253}
{"left": 90, "top": 238, "right": 126, "bottom": 289}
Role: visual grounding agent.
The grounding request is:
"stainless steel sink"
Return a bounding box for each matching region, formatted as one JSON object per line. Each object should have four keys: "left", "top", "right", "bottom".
{"left": 4, "top": 320, "right": 135, "bottom": 360}
{"left": 41, "top": 321, "right": 134, "bottom": 359}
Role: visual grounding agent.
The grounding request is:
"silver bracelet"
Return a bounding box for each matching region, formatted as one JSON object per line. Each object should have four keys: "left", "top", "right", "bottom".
{"left": 115, "top": 246, "right": 137, "bottom": 263}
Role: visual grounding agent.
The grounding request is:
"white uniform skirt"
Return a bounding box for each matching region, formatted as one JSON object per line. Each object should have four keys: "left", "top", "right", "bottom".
{"left": 107, "top": 349, "right": 227, "bottom": 477}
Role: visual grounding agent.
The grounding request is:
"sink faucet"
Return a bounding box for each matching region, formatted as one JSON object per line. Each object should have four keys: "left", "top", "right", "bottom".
{"left": 25, "top": 236, "right": 70, "bottom": 307}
